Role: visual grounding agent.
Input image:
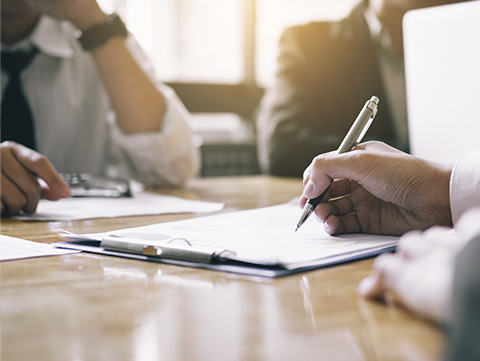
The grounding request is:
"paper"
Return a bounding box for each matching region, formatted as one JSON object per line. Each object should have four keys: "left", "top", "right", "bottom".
{"left": 59, "top": 204, "right": 398, "bottom": 269}
{"left": 14, "top": 192, "right": 224, "bottom": 221}
{"left": 1, "top": 235, "right": 79, "bottom": 261}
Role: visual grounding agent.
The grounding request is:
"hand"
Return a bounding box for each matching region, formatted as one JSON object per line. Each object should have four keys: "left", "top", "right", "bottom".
{"left": 300, "top": 141, "right": 453, "bottom": 236}
{"left": 1, "top": 141, "right": 71, "bottom": 215}
{"left": 357, "top": 207, "right": 480, "bottom": 324}
{"left": 358, "top": 227, "right": 456, "bottom": 323}
{"left": 26, "top": 0, "right": 106, "bottom": 30}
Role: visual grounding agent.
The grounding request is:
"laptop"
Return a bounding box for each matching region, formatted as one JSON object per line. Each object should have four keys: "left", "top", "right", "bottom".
{"left": 403, "top": 1, "right": 480, "bottom": 164}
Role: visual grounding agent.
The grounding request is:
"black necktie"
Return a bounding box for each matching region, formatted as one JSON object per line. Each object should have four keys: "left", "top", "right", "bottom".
{"left": 1, "top": 48, "right": 39, "bottom": 149}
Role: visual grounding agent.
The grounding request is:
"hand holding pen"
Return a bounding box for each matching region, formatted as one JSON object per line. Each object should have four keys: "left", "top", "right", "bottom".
{"left": 298, "top": 138, "right": 453, "bottom": 236}
{"left": 295, "top": 96, "right": 379, "bottom": 231}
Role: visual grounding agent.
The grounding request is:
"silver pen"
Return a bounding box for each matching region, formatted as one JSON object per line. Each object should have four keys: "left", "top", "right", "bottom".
{"left": 295, "top": 96, "right": 380, "bottom": 231}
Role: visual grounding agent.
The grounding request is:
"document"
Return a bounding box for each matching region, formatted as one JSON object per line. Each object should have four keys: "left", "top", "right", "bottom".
{"left": 1, "top": 235, "right": 79, "bottom": 261}
{"left": 55, "top": 204, "right": 398, "bottom": 277}
{"left": 14, "top": 192, "right": 224, "bottom": 221}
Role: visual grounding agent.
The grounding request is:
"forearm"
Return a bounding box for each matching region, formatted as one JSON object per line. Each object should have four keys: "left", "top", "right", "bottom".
{"left": 109, "top": 88, "right": 200, "bottom": 187}
{"left": 90, "top": 37, "right": 166, "bottom": 133}
{"left": 50, "top": 1, "right": 166, "bottom": 133}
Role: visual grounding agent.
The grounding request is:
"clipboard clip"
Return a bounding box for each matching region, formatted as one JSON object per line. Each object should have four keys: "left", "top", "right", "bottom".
{"left": 100, "top": 235, "right": 235, "bottom": 264}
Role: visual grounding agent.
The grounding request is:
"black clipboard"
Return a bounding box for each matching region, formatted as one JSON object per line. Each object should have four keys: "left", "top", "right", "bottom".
{"left": 53, "top": 238, "right": 396, "bottom": 278}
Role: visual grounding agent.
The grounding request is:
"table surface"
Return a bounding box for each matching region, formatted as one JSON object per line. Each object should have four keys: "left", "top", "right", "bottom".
{"left": 1, "top": 176, "right": 444, "bottom": 361}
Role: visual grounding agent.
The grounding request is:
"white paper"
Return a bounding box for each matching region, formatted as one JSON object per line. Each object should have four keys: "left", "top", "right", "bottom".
{"left": 14, "top": 192, "right": 224, "bottom": 221}
{"left": 0, "top": 235, "right": 79, "bottom": 261}
{"left": 59, "top": 204, "right": 398, "bottom": 269}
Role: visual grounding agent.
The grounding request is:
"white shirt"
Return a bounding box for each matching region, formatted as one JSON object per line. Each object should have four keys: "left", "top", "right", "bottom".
{"left": 1, "top": 15, "right": 200, "bottom": 187}
{"left": 450, "top": 150, "right": 480, "bottom": 225}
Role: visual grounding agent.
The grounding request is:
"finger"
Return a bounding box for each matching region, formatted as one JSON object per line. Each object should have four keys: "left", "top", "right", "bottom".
{"left": 0, "top": 174, "right": 28, "bottom": 214}
{"left": 323, "top": 213, "right": 362, "bottom": 235}
{"left": 314, "top": 196, "right": 354, "bottom": 223}
{"left": 303, "top": 164, "right": 312, "bottom": 185}
{"left": 10, "top": 142, "right": 70, "bottom": 198}
{"left": 309, "top": 178, "right": 352, "bottom": 205}
{"left": 2, "top": 148, "right": 42, "bottom": 213}
{"left": 302, "top": 151, "right": 370, "bottom": 200}
{"left": 358, "top": 275, "right": 382, "bottom": 298}
{"left": 302, "top": 155, "right": 335, "bottom": 199}
{"left": 395, "top": 231, "right": 423, "bottom": 259}
{"left": 301, "top": 177, "right": 350, "bottom": 209}
{"left": 299, "top": 195, "right": 308, "bottom": 209}
{"left": 373, "top": 254, "right": 406, "bottom": 295}
{"left": 396, "top": 230, "right": 447, "bottom": 260}
{"left": 316, "top": 197, "right": 354, "bottom": 220}
{"left": 41, "top": 185, "right": 68, "bottom": 200}
{"left": 358, "top": 253, "right": 404, "bottom": 298}
{"left": 398, "top": 227, "right": 457, "bottom": 260}
{"left": 302, "top": 150, "right": 338, "bottom": 184}
{"left": 326, "top": 178, "right": 351, "bottom": 199}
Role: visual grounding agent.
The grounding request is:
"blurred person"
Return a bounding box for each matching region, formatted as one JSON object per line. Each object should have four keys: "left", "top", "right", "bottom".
{"left": 256, "top": 0, "right": 469, "bottom": 177}
{"left": 358, "top": 208, "right": 480, "bottom": 361}
{"left": 1, "top": 0, "right": 200, "bottom": 216}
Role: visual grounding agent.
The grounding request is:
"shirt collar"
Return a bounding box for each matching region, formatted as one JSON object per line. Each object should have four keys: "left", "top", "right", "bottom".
{"left": 1, "top": 15, "right": 76, "bottom": 58}
{"left": 31, "top": 15, "right": 76, "bottom": 58}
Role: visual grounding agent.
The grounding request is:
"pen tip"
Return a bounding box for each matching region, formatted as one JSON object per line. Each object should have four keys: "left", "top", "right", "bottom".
{"left": 295, "top": 226, "right": 299, "bottom": 232}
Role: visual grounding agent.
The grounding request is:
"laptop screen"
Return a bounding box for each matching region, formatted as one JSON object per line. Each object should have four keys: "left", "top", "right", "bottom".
{"left": 403, "top": 1, "right": 480, "bottom": 164}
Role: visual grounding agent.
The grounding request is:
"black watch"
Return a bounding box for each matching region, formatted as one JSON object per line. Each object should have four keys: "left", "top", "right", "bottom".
{"left": 77, "top": 13, "right": 128, "bottom": 51}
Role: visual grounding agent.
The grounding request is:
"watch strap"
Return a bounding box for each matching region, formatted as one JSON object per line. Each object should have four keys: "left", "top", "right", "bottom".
{"left": 78, "top": 13, "right": 128, "bottom": 51}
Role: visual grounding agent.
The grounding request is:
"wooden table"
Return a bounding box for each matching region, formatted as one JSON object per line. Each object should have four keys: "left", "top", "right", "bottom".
{"left": 1, "top": 176, "right": 444, "bottom": 361}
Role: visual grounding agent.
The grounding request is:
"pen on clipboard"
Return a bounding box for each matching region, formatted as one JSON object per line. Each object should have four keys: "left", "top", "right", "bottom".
{"left": 100, "top": 235, "right": 234, "bottom": 264}
{"left": 295, "top": 96, "right": 379, "bottom": 232}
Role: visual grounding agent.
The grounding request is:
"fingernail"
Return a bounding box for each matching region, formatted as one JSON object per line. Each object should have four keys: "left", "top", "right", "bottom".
{"left": 303, "top": 180, "right": 315, "bottom": 197}
{"left": 324, "top": 220, "right": 332, "bottom": 232}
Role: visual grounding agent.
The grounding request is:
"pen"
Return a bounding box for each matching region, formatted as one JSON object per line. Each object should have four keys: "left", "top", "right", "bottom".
{"left": 100, "top": 235, "right": 226, "bottom": 264}
{"left": 295, "top": 96, "right": 379, "bottom": 231}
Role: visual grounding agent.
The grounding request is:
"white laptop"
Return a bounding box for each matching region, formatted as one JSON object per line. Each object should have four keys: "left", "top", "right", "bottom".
{"left": 403, "top": 1, "right": 480, "bottom": 164}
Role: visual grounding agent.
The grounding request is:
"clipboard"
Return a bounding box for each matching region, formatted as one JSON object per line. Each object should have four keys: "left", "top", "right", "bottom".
{"left": 53, "top": 204, "right": 398, "bottom": 278}
{"left": 53, "top": 237, "right": 396, "bottom": 278}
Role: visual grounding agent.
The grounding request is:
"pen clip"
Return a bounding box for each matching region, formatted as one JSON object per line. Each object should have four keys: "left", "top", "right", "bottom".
{"left": 337, "top": 96, "right": 379, "bottom": 153}
{"left": 352, "top": 115, "right": 375, "bottom": 150}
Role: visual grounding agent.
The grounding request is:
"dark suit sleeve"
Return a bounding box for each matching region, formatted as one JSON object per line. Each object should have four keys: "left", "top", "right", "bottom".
{"left": 256, "top": 24, "right": 345, "bottom": 177}
{"left": 256, "top": 5, "right": 396, "bottom": 177}
{"left": 444, "top": 234, "right": 480, "bottom": 361}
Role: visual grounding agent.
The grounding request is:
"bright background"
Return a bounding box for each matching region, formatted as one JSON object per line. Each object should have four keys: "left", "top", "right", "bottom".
{"left": 98, "top": 0, "right": 359, "bottom": 86}
{"left": 97, "top": 0, "right": 360, "bottom": 176}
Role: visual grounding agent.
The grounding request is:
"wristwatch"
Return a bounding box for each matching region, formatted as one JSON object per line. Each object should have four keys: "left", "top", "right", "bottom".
{"left": 77, "top": 13, "right": 128, "bottom": 51}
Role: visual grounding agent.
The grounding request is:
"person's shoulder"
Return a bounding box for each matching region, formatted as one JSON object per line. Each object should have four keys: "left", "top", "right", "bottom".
{"left": 279, "top": 2, "right": 369, "bottom": 48}
{"left": 280, "top": 20, "right": 338, "bottom": 47}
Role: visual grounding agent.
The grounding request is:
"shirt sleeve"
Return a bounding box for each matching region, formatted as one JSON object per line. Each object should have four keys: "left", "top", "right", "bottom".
{"left": 107, "top": 34, "right": 200, "bottom": 187}
{"left": 450, "top": 150, "right": 480, "bottom": 225}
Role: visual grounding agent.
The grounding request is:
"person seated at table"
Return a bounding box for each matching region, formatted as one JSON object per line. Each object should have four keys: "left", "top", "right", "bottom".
{"left": 256, "top": 0, "right": 470, "bottom": 177}
{"left": 1, "top": 0, "right": 200, "bottom": 216}
{"left": 300, "top": 141, "right": 480, "bottom": 361}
